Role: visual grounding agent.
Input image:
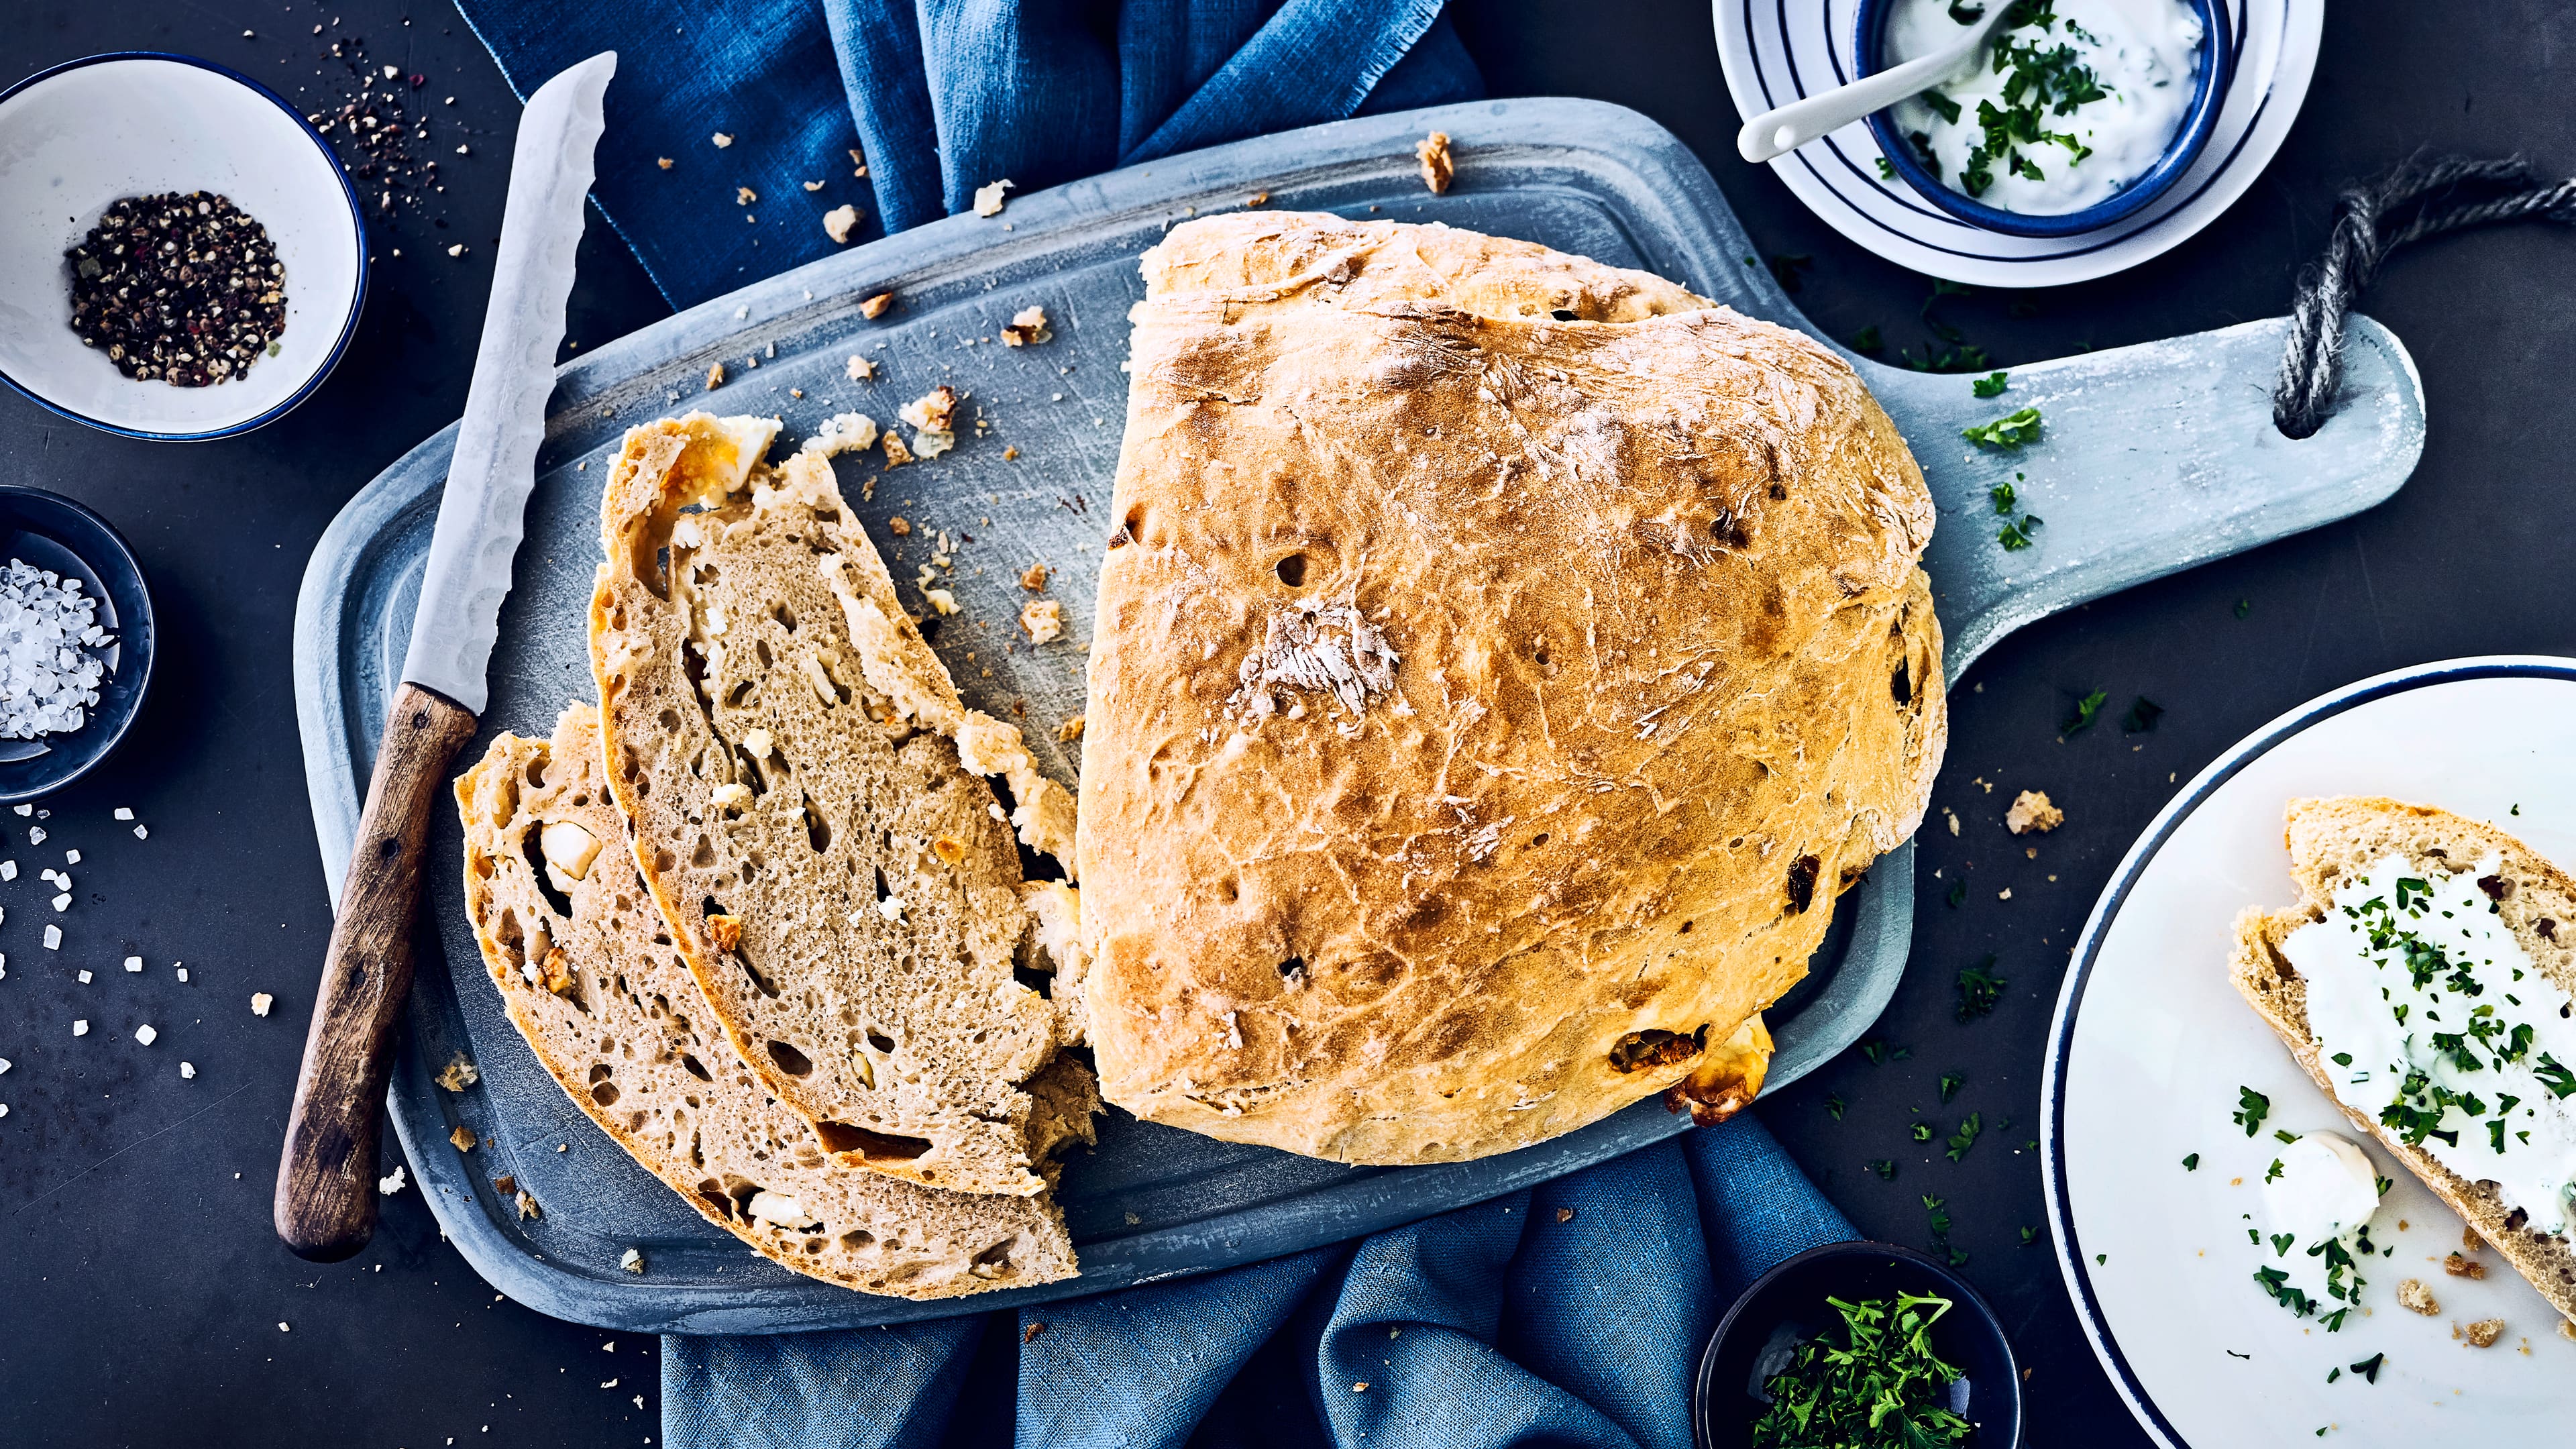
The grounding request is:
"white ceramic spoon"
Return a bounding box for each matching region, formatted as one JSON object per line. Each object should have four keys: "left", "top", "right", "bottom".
{"left": 1733, "top": 5, "right": 2014, "bottom": 164}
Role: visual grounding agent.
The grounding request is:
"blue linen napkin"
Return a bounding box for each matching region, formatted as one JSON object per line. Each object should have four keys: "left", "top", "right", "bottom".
{"left": 451, "top": 7, "right": 1861, "bottom": 1442}
{"left": 661, "top": 1115, "right": 1855, "bottom": 1448}
{"left": 454, "top": 0, "right": 1486, "bottom": 308}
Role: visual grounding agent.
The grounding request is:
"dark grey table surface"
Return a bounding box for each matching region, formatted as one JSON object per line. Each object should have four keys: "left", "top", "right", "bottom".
{"left": 3, "top": 1, "right": 2569, "bottom": 1444}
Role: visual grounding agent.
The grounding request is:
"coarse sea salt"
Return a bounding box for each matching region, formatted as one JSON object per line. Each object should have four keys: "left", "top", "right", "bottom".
{"left": 0, "top": 560, "right": 109, "bottom": 739}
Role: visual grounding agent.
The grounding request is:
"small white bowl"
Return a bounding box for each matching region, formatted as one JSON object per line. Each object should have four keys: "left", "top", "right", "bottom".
{"left": 0, "top": 53, "right": 367, "bottom": 440}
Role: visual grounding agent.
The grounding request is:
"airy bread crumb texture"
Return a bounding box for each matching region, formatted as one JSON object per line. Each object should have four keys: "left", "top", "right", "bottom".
{"left": 2233, "top": 796, "right": 2576, "bottom": 1323}
{"left": 455, "top": 704, "right": 1087, "bottom": 1298}
{"left": 588, "top": 413, "right": 1085, "bottom": 1195}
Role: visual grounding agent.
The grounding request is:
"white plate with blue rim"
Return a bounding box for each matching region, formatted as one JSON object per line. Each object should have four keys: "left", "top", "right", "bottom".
{"left": 0, "top": 53, "right": 367, "bottom": 440}
{"left": 1714, "top": 0, "right": 2322, "bottom": 286}
{"left": 2043, "top": 657, "right": 2576, "bottom": 1447}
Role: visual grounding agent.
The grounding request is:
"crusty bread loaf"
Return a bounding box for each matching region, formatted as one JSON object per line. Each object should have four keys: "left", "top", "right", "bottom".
{"left": 1077, "top": 213, "right": 1945, "bottom": 1164}
{"left": 2233, "top": 795, "right": 2576, "bottom": 1321}
{"left": 455, "top": 703, "right": 1089, "bottom": 1299}
{"left": 588, "top": 415, "right": 1082, "bottom": 1196}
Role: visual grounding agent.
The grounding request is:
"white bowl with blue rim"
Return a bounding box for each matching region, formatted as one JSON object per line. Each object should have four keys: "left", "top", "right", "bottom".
{"left": 1854, "top": 0, "right": 2235, "bottom": 239}
{"left": 0, "top": 53, "right": 366, "bottom": 441}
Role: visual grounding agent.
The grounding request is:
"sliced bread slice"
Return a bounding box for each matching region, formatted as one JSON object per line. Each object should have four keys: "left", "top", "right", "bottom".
{"left": 455, "top": 703, "right": 1093, "bottom": 1299}
{"left": 588, "top": 413, "right": 1082, "bottom": 1196}
{"left": 2233, "top": 794, "right": 2576, "bottom": 1322}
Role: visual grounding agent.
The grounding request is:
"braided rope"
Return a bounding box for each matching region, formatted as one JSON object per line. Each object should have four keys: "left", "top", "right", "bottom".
{"left": 2274, "top": 154, "right": 2576, "bottom": 439}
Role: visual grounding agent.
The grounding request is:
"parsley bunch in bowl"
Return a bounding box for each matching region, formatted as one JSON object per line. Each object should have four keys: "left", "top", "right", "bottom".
{"left": 1750, "top": 1291, "right": 1972, "bottom": 1448}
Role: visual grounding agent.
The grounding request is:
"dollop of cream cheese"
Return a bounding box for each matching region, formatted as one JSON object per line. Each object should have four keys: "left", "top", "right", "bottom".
{"left": 2281, "top": 851, "right": 2576, "bottom": 1237}
{"left": 1886, "top": 0, "right": 2204, "bottom": 215}
{"left": 2259, "top": 1132, "right": 2384, "bottom": 1310}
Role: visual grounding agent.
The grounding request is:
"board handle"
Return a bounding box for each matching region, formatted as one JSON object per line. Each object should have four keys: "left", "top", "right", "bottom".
{"left": 1869, "top": 313, "right": 2427, "bottom": 678}
{"left": 274, "top": 682, "right": 478, "bottom": 1262}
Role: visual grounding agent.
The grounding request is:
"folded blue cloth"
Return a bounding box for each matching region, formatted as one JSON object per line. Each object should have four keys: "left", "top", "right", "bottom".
{"left": 455, "top": 0, "right": 1485, "bottom": 308}
{"left": 663, "top": 1115, "right": 1854, "bottom": 1448}
{"left": 453, "top": 7, "right": 1856, "bottom": 1442}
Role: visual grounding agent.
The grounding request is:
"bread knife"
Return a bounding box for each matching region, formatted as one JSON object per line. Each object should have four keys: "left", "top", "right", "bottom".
{"left": 274, "top": 51, "right": 616, "bottom": 1263}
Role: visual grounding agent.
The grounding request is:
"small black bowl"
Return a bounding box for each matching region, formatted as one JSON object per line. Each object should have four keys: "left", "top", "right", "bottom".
{"left": 1694, "top": 1241, "right": 2021, "bottom": 1449}
{"left": 0, "top": 486, "right": 154, "bottom": 802}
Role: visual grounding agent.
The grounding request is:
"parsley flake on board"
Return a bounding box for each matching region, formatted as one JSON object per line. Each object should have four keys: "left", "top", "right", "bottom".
{"left": 1748, "top": 1293, "right": 1972, "bottom": 1448}
{"left": 1946, "top": 1113, "right": 1983, "bottom": 1162}
{"left": 1912, "top": 1121, "right": 1937, "bottom": 1143}
{"left": 2019, "top": 1226, "right": 2040, "bottom": 1246}
{"left": 2061, "top": 689, "right": 2109, "bottom": 735}
{"left": 1972, "top": 370, "right": 2010, "bottom": 397}
{"left": 1962, "top": 407, "right": 2044, "bottom": 449}
{"left": 1989, "top": 480, "right": 2018, "bottom": 514}
{"left": 2351, "top": 1352, "right": 2384, "bottom": 1383}
{"left": 1851, "top": 325, "right": 1884, "bottom": 354}
{"left": 1996, "top": 515, "right": 2043, "bottom": 550}
{"left": 1870, "top": 1159, "right": 1899, "bottom": 1181}
{"left": 1861, "top": 1039, "right": 1911, "bottom": 1066}
{"left": 1955, "top": 955, "right": 2007, "bottom": 1020}
{"left": 2233, "top": 1086, "right": 2271, "bottom": 1136}
{"left": 2235, "top": 597, "right": 2253, "bottom": 619}
{"left": 1825, "top": 1095, "right": 1846, "bottom": 1122}
{"left": 1939, "top": 1070, "right": 1966, "bottom": 1104}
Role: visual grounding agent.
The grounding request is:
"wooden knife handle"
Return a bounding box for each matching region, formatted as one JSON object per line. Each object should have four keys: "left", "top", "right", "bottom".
{"left": 274, "top": 682, "right": 478, "bottom": 1262}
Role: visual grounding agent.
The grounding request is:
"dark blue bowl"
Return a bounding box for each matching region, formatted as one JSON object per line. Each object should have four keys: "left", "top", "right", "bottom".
{"left": 0, "top": 486, "right": 154, "bottom": 802}
{"left": 1856, "top": 0, "right": 2233, "bottom": 238}
{"left": 1693, "top": 1240, "right": 2022, "bottom": 1449}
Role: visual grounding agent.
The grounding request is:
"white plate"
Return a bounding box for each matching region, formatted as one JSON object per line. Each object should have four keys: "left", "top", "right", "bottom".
{"left": 2044, "top": 657, "right": 2576, "bottom": 1447}
{"left": 1712, "top": 0, "right": 2322, "bottom": 286}
{"left": 0, "top": 54, "right": 367, "bottom": 439}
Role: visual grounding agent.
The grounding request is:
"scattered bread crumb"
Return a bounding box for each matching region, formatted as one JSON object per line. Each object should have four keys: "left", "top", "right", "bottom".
{"left": 802, "top": 180, "right": 824, "bottom": 192}
{"left": 378, "top": 1165, "right": 408, "bottom": 1195}
{"left": 2463, "top": 1226, "right": 2485, "bottom": 1253}
{"left": 2006, "top": 790, "right": 2063, "bottom": 834}
{"left": 800, "top": 413, "right": 880, "bottom": 458}
{"left": 1000, "top": 305, "right": 1052, "bottom": 346}
{"left": 846, "top": 354, "right": 877, "bottom": 382}
{"left": 1246, "top": 191, "right": 1269, "bottom": 207}
{"left": 736, "top": 186, "right": 757, "bottom": 205}
{"left": 889, "top": 517, "right": 912, "bottom": 537}
{"left": 1556, "top": 1207, "right": 1575, "bottom": 1222}
{"left": 705, "top": 361, "right": 725, "bottom": 390}
{"left": 451, "top": 1125, "right": 478, "bottom": 1152}
{"left": 1021, "top": 563, "right": 1051, "bottom": 591}
{"left": 1020, "top": 600, "right": 1063, "bottom": 644}
{"left": 251, "top": 992, "right": 274, "bottom": 1017}
{"left": 2562, "top": 1318, "right": 2576, "bottom": 1342}
{"left": 1944, "top": 808, "right": 1960, "bottom": 836}
{"left": 902, "top": 385, "right": 957, "bottom": 434}
{"left": 822, "top": 204, "right": 861, "bottom": 244}
{"left": 924, "top": 588, "right": 959, "bottom": 616}
{"left": 656, "top": 157, "right": 673, "bottom": 170}
{"left": 516, "top": 1189, "right": 542, "bottom": 1221}
{"left": 973, "top": 179, "right": 1015, "bottom": 216}
{"left": 2462, "top": 1318, "right": 2506, "bottom": 1348}
{"left": 711, "top": 132, "right": 733, "bottom": 148}
{"left": 2445, "top": 1252, "right": 2487, "bottom": 1279}
{"left": 859, "top": 292, "right": 894, "bottom": 320}
{"left": 1415, "top": 131, "right": 1455, "bottom": 194}
{"left": 620, "top": 1247, "right": 645, "bottom": 1274}
{"left": 1023, "top": 1321, "right": 1048, "bottom": 1344}
{"left": 2398, "top": 1279, "right": 2439, "bottom": 1316}
{"left": 1058, "top": 715, "right": 1085, "bottom": 743}
{"left": 436, "top": 1053, "right": 480, "bottom": 1091}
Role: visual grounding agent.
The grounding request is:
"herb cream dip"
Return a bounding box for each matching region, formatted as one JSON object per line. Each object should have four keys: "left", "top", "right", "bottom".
{"left": 1885, "top": 0, "right": 2204, "bottom": 215}
{"left": 2279, "top": 853, "right": 2576, "bottom": 1238}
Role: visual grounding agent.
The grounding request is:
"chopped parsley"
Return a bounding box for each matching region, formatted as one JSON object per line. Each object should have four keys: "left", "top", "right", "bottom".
{"left": 1850, "top": 324, "right": 1884, "bottom": 354}
{"left": 2181, "top": 1152, "right": 2200, "bottom": 1171}
{"left": 1945, "top": 1112, "right": 1983, "bottom": 1162}
{"left": 1912, "top": 1121, "right": 1936, "bottom": 1143}
{"left": 1938, "top": 1070, "right": 1966, "bottom": 1103}
{"left": 1860, "top": 1038, "right": 1911, "bottom": 1066}
{"left": 1825, "top": 1094, "right": 1846, "bottom": 1121}
{"left": 1869, "top": 1159, "right": 1899, "bottom": 1181}
{"left": 2233, "top": 1085, "right": 2271, "bottom": 1136}
{"left": 2062, "top": 689, "right": 2109, "bottom": 735}
{"left": 2350, "top": 1352, "right": 2383, "bottom": 1383}
{"left": 2121, "top": 696, "right": 2163, "bottom": 733}
{"left": 1971, "top": 370, "right": 2010, "bottom": 397}
{"left": 2019, "top": 1225, "right": 2040, "bottom": 1246}
{"left": 1989, "top": 480, "right": 2018, "bottom": 515}
{"left": 2264, "top": 1158, "right": 2284, "bottom": 1183}
{"left": 2235, "top": 597, "right": 2253, "bottom": 619}
{"left": 1749, "top": 1293, "right": 1972, "bottom": 1448}
{"left": 1962, "top": 407, "right": 2045, "bottom": 449}
{"left": 1955, "top": 956, "right": 2007, "bottom": 1020}
{"left": 1876, "top": 156, "right": 1898, "bottom": 181}
{"left": 1997, "top": 516, "right": 2043, "bottom": 550}
{"left": 1923, "top": 1195, "right": 1952, "bottom": 1236}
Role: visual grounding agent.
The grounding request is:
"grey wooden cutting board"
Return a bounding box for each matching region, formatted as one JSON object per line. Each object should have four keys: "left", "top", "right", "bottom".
{"left": 292, "top": 97, "right": 2424, "bottom": 1332}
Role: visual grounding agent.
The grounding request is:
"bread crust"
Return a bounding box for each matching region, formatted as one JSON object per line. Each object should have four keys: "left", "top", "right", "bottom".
{"left": 2231, "top": 794, "right": 2576, "bottom": 1323}
{"left": 1077, "top": 214, "right": 1945, "bottom": 1164}
{"left": 455, "top": 704, "right": 1087, "bottom": 1299}
{"left": 588, "top": 415, "right": 1078, "bottom": 1195}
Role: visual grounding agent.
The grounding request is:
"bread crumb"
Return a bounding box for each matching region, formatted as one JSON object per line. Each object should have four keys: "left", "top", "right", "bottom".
{"left": 711, "top": 132, "right": 733, "bottom": 148}
{"left": 1415, "top": 131, "right": 1454, "bottom": 193}
{"left": 846, "top": 354, "right": 877, "bottom": 382}
{"left": 889, "top": 517, "right": 912, "bottom": 537}
{"left": 1023, "top": 1321, "right": 1047, "bottom": 1344}
{"left": 2463, "top": 1318, "right": 2506, "bottom": 1348}
{"left": 1020, "top": 600, "right": 1063, "bottom": 645}
{"left": 2561, "top": 1318, "right": 2576, "bottom": 1342}
{"left": 2464, "top": 1226, "right": 2486, "bottom": 1254}
{"left": 879, "top": 432, "right": 914, "bottom": 468}
{"left": 250, "top": 991, "right": 273, "bottom": 1016}
{"left": 2398, "top": 1278, "right": 2439, "bottom": 1316}
{"left": 1020, "top": 563, "right": 1051, "bottom": 591}
{"left": 924, "top": 588, "right": 959, "bottom": 616}
{"left": 859, "top": 292, "right": 894, "bottom": 321}
{"left": 1247, "top": 191, "right": 1269, "bottom": 207}
{"left": 1944, "top": 808, "right": 1960, "bottom": 836}
{"left": 656, "top": 157, "right": 673, "bottom": 170}
{"left": 706, "top": 361, "right": 725, "bottom": 390}
{"left": 1000, "top": 305, "right": 1052, "bottom": 346}
{"left": 800, "top": 412, "right": 879, "bottom": 458}
{"left": 515, "top": 1189, "right": 542, "bottom": 1221}
{"left": 620, "top": 1247, "right": 645, "bottom": 1274}
{"left": 802, "top": 180, "right": 824, "bottom": 192}
{"left": 1556, "top": 1207, "right": 1575, "bottom": 1222}
{"left": 735, "top": 186, "right": 757, "bottom": 205}
{"left": 378, "top": 1164, "right": 408, "bottom": 1195}
{"left": 2444, "top": 1252, "right": 2487, "bottom": 1279}
{"left": 902, "top": 385, "right": 958, "bottom": 434}
{"left": 822, "top": 204, "right": 861, "bottom": 244}
{"left": 2006, "top": 790, "right": 2063, "bottom": 834}
{"left": 436, "top": 1053, "right": 480, "bottom": 1091}
{"left": 973, "top": 179, "right": 1014, "bottom": 216}
{"left": 451, "top": 1125, "right": 478, "bottom": 1152}
{"left": 1058, "top": 714, "right": 1084, "bottom": 743}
